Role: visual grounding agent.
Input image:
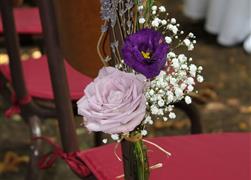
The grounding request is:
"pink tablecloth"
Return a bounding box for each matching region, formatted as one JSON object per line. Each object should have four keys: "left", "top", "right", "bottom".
{"left": 0, "top": 8, "right": 41, "bottom": 34}
{"left": 80, "top": 133, "right": 251, "bottom": 180}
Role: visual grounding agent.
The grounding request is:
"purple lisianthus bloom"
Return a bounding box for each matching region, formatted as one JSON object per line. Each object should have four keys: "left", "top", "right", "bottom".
{"left": 122, "top": 28, "right": 169, "bottom": 79}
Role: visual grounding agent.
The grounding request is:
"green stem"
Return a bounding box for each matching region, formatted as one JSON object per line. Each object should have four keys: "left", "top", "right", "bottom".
{"left": 134, "top": 140, "right": 149, "bottom": 180}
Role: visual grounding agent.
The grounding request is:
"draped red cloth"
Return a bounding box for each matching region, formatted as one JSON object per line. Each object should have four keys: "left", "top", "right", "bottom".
{"left": 38, "top": 133, "right": 251, "bottom": 180}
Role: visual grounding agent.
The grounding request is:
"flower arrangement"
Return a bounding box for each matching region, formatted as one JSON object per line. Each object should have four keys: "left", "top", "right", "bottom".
{"left": 77, "top": 0, "right": 203, "bottom": 179}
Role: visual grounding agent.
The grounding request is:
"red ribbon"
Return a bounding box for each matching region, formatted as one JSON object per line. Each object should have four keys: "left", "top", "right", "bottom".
{"left": 33, "top": 136, "right": 91, "bottom": 177}
{"left": 4, "top": 94, "right": 32, "bottom": 118}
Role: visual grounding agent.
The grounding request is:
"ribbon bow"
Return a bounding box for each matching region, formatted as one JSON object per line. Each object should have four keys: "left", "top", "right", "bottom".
{"left": 33, "top": 137, "right": 91, "bottom": 177}
{"left": 4, "top": 94, "right": 32, "bottom": 118}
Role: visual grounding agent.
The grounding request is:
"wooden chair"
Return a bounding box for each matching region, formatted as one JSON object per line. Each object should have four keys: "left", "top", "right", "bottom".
{"left": 0, "top": 0, "right": 100, "bottom": 179}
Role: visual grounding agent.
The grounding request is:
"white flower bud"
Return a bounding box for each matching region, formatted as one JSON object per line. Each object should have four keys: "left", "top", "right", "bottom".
{"left": 187, "top": 77, "right": 195, "bottom": 85}
{"left": 167, "top": 52, "right": 176, "bottom": 58}
{"left": 185, "top": 96, "right": 192, "bottom": 104}
{"left": 198, "top": 66, "right": 203, "bottom": 71}
{"left": 169, "top": 112, "right": 176, "bottom": 119}
{"left": 102, "top": 139, "right": 108, "bottom": 144}
{"left": 167, "top": 93, "right": 174, "bottom": 102}
{"left": 188, "top": 32, "right": 194, "bottom": 38}
{"left": 171, "top": 26, "right": 178, "bottom": 34}
{"left": 144, "top": 116, "right": 153, "bottom": 125}
{"left": 188, "top": 44, "right": 194, "bottom": 51}
{"left": 172, "top": 58, "right": 179, "bottom": 68}
{"left": 180, "top": 83, "right": 187, "bottom": 90}
{"left": 151, "top": 19, "right": 159, "bottom": 27}
{"left": 139, "top": 17, "right": 146, "bottom": 24}
{"left": 183, "top": 39, "right": 191, "bottom": 46}
{"left": 149, "top": 89, "right": 154, "bottom": 96}
{"left": 181, "top": 64, "right": 188, "bottom": 69}
{"left": 187, "top": 85, "right": 194, "bottom": 92}
{"left": 159, "top": 6, "right": 166, "bottom": 12}
{"left": 197, "top": 75, "right": 204, "bottom": 83}
{"left": 178, "top": 54, "right": 187, "bottom": 63}
{"left": 165, "top": 36, "right": 172, "bottom": 43}
{"left": 161, "top": 19, "right": 167, "bottom": 25}
{"left": 167, "top": 24, "right": 178, "bottom": 34}
{"left": 189, "top": 64, "right": 197, "bottom": 77}
{"left": 151, "top": 5, "right": 157, "bottom": 11}
{"left": 190, "top": 64, "right": 197, "bottom": 72}
{"left": 111, "top": 134, "right": 119, "bottom": 141}
{"left": 170, "top": 77, "right": 177, "bottom": 85}
{"left": 170, "top": 18, "right": 176, "bottom": 24}
{"left": 141, "top": 130, "right": 148, "bottom": 136}
{"left": 151, "top": 105, "right": 159, "bottom": 115}
{"left": 175, "top": 88, "right": 183, "bottom": 97}
{"left": 158, "top": 99, "right": 165, "bottom": 107}
{"left": 138, "top": 5, "right": 144, "bottom": 11}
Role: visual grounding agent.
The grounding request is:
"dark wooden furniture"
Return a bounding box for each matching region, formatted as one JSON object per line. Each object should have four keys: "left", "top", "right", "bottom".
{"left": 0, "top": 0, "right": 202, "bottom": 179}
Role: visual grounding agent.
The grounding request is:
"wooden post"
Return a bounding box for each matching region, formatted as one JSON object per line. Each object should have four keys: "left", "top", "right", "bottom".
{"left": 37, "top": 0, "right": 78, "bottom": 152}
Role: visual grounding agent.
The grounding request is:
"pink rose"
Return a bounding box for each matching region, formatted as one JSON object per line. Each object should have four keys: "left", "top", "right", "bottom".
{"left": 77, "top": 67, "right": 148, "bottom": 134}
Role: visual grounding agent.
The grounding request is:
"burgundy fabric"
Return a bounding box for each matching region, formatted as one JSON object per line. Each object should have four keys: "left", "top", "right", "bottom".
{"left": 79, "top": 133, "right": 251, "bottom": 180}
{"left": 0, "top": 56, "right": 92, "bottom": 100}
{"left": 33, "top": 137, "right": 91, "bottom": 177}
{"left": 0, "top": 8, "right": 41, "bottom": 34}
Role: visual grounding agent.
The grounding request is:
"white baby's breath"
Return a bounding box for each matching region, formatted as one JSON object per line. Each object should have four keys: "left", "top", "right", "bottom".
{"left": 185, "top": 96, "right": 192, "bottom": 104}
{"left": 183, "top": 39, "right": 190, "bottom": 46}
{"left": 102, "top": 139, "right": 108, "bottom": 144}
{"left": 159, "top": 6, "right": 166, "bottom": 12}
{"left": 169, "top": 112, "right": 176, "bottom": 119}
{"left": 170, "top": 18, "right": 176, "bottom": 24}
{"left": 139, "top": 17, "right": 146, "bottom": 24}
{"left": 152, "top": 18, "right": 160, "bottom": 27}
{"left": 111, "top": 134, "right": 119, "bottom": 141}
{"left": 141, "top": 129, "right": 148, "bottom": 136}
{"left": 151, "top": 5, "right": 157, "bottom": 11}
{"left": 138, "top": 5, "right": 144, "bottom": 11}
{"left": 165, "top": 36, "right": 172, "bottom": 43}
{"left": 161, "top": 20, "right": 167, "bottom": 25}
{"left": 197, "top": 75, "right": 204, "bottom": 83}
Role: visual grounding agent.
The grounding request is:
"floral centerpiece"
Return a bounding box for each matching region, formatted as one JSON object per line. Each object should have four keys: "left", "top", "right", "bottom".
{"left": 77, "top": 0, "right": 204, "bottom": 179}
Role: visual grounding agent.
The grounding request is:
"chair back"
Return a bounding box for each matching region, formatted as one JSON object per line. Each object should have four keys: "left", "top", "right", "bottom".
{"left": 53, "top": 0, "right": 104, "bottom": 78}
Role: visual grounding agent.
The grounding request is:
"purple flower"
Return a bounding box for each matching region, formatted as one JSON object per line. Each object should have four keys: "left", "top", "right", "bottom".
{"left": 77, "top": 67, "right": 148, "bottom": 134}
{"left": 122, "top": 28, "right": 169, "bottom": 79}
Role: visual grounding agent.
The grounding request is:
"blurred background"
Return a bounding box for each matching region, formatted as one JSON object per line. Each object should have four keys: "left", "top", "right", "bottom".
{"left": 0, "top": 0, "right": 250, "bottom": 179}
